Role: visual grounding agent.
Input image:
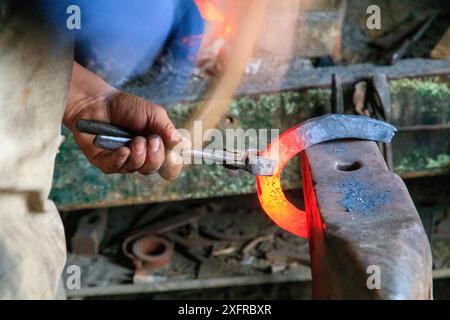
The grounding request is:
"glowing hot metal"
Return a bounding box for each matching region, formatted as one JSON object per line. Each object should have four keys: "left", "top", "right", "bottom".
{"left": 256, "top": 114, "right": 397, "bottom": 238}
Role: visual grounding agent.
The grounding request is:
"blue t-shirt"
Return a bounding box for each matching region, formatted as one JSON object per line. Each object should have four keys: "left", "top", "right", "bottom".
{"left": 43, "top": 0, "right": 204, "bottom": 85}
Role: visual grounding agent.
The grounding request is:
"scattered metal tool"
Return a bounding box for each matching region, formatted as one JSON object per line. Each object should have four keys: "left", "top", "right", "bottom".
{"left": 391, "top": 12, "right": 438, "bottom": 64}
{"left": 126, "top": 234, "right": 174, "bottom": 284}
{"left": 371, "top": 13, "right": 429, "bottom": 51}
{"left": 122, "top": 208, "right": 205, "bottom": 280}
{"left": 77, "top": 119, "right": 277, "bottom": 176}
{"left": 131, "top": 235, "right": 174, "bottom": 271}
{"left": 71, "top": 209, "right": 108, "bottom": 257}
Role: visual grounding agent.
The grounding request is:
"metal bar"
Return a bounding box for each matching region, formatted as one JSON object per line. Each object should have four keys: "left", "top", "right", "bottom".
{"left": 242, "top": 59, "right": 450, "bottom": 94}
{"left": 157, "top": 58, "right": 450, "bottom": 105}
{"left": 432, "top": 268, "right": 450, "bottom": 280}
{"left": 65, "top": 266, "right": 450, "bottom": 298}
{"left": 398, "top": 124, "right": 450, "bottom": 132}
{"left": 66, "top": 272, "right": 312, "bottom": 298}
{"left": 391, "top": 13, "right": 438, "bottom": 64}
{"left": 301, "top": 139, "right": 433, "bottom": 299}
{"left": 331, "top": 73, "right": 344, "bottom": 114}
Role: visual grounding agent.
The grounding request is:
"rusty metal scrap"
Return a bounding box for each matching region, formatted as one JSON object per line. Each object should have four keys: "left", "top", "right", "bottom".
{"left": 131, "top": 235, "right": 174, "bottom": 271}
{"left": 123, "top": 206, "right": 206, "bottom": 240}
{"left": 122, "top": 207, "right": 207, "bottom": 275}
{"left": 212, "top": 246, "right": 236, "bottom": 256}
{"left": 200, "top": 226, "right": 257, "bottom": 242}
{"left": 241, "top": 234, "right": 274, "bottom": 257}
{"left": 265, "top": 250, "right": 310, "bottom": 266}
{"left": 71, "top": 210, "right": 107, "bottom": 257}
{"left": 165, "top": 232, "right": 207, "bottom": 263}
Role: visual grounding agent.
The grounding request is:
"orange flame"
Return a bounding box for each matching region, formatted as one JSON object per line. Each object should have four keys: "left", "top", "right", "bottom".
{"left": 194, "top": 0, "right": 225, "bottom": 22}
{"left": 194, "top": 0, "right": 236, "bottom": 38}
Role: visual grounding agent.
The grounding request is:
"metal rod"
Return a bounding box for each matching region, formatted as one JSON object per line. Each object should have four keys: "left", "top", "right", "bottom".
{"left": 66, "top": 272, "right": 312, "bottom": 298}
{"left": 66, "top": 267, "right": 450, "bottom": 298}
{"left": 398, "top": 124, "right": 450, "bottom": 132}
{"left": 391, "top": 13, "right": 438, "bottom": 64}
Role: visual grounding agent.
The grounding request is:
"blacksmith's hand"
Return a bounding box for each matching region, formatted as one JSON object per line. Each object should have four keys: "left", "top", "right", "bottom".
{"left": 63, "top": 62, "right": 187, "bottom": 180}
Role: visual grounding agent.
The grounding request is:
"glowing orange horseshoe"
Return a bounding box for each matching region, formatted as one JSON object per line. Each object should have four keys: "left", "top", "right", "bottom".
{"left": 256, "top": 115, "right": 397, "bottom": 238}
{"left": 256, "top": 125, "right": 309, "bottom": 238}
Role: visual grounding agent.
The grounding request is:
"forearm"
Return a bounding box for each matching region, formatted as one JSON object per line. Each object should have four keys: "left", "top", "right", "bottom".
{"left": 63, "top": 62, "right": 118, "bottom": 130}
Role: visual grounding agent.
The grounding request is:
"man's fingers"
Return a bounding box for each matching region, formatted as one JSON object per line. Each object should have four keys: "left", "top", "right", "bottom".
{"left": 145, "top": 104, "right": 186, "bottom": 180}
{"left": 103, "top": 92, "right": 186, "bottom": 179}
{"left": 157, "top": 136, "right": 190, "bottom": 181}
{"left": 122, "top": 137, "right": 147, "bottom": 173}
{"left": 158, "top": 150, "right": 183, "bottom": 181}
{"left": 138, "top": 135, "right": 165, "bottom": 175}
{"left": 146, "top": 105, "right": 179, "bottom": 144}
{"left": 91, "top": 147, "right": 130, "bottom": 174}
{"left": 108, "top": 93, "right": 179, "bottom": 145}
{"left": 146, "top": 105, "right": 186, "bottom": 162}
{"left": 86, "top": 135, "right": 166, "bottom": 176}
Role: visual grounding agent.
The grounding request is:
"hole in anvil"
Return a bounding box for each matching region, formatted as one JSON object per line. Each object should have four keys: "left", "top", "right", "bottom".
{"left": 336, "top": 161, "right": 362, "bottom": 172}
{"left": 225, "top": 116, "right": 234, "bottom": 124}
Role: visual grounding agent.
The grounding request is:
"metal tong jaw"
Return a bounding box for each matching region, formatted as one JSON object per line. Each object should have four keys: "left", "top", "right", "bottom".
{"left": 185, "top": 148, "right": 277, "bottom": 176}
{"left": 77, "top": 119, "right": 277, "bottom": 176}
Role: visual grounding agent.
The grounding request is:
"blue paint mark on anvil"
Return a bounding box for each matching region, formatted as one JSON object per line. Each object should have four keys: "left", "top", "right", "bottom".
{"left": 338, "top": 180, "right": 390, "bottom": 215}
